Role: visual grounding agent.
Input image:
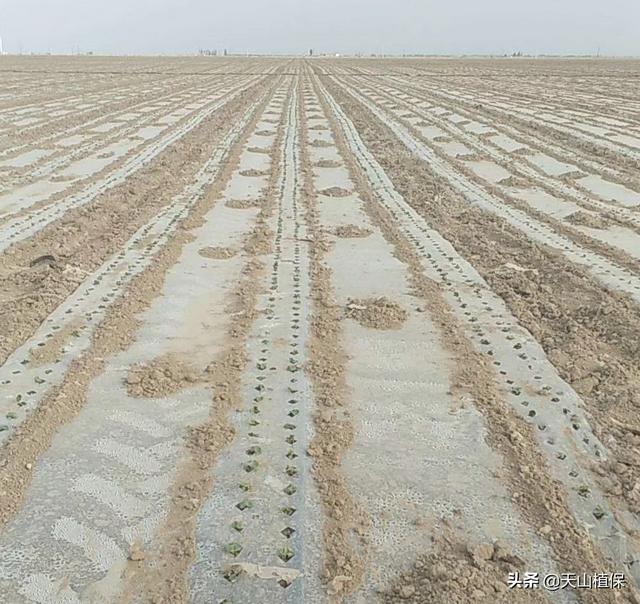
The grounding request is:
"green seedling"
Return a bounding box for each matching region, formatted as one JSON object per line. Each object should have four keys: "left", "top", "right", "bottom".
{"left": 283, "top": 484, "right": 297, "bottom": 496}
{"left": 277, "top": 546, "right": 294, "bottom": 562}
{"left": 236, "top": 499, "right": 253, "bottom": 511}
{"left": 285, "top": 435, "right": 296, "bottom": 445}
{"left": 244, "top": 460, "right": 259, "bottom": 473}
{"left": 281, "top": 527, "right": 296, "bottom": 539}
{"left": 288, "top": 409, "right": 299, "bottom": 417}
{"left": 223, "top": 566, "right": 243, "bottom": 584}
{"left": 286, "top": 450, "right": 298, "bottom": 460}
{"left": 231, "top": 521, "right": 244, "bottom": 532}
{"left": 284, "top": 423, "right": 296, "bottom": 431}
{"left": 225, "top": 542, "right": 243, "bottom": 557}
{"left": 285, "top": 465, "right": 298, "bottom": 477}
{"left": 246, "top": 446, "right": 262, "bottom": 456}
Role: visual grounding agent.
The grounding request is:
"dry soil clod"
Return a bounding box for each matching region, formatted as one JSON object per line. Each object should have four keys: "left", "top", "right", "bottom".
{"left": 345, "top": 297, "right": 408, "bottom": 329}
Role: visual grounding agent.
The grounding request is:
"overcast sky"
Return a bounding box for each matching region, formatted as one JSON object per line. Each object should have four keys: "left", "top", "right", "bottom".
{"left": 2, "top": 0, "right": 639, "bottom": 57}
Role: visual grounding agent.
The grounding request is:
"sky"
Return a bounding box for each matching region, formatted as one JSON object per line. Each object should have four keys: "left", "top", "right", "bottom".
{"left": 1, "top": 0, "right": 639, "bottom": 57}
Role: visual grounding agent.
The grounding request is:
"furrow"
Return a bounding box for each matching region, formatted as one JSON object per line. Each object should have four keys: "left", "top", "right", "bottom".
{"left": 0, "top": 75, "right": 263, "bottom": 253}
{"left": 317, "top": 74, "right": 640, "bottom": 590}
{"left": 0, "top": 76, "right": 239, "bottom": 195}
{"left": 188, "top": 78, "right": 325, "bottom": 604}
{"left": 0, "top": 78, "right": 289, "bottom": 604}
{"left": 346, "top": 76, "right": 640, "bottom": 264}
{"left": 0, "top": 85, "right": 274, "bottom": 444}
{"left": 330, "top": 76, "right": 640, "bottom": 304}
{"left": 364, "top": 75, "right": 640, "bottom": 227}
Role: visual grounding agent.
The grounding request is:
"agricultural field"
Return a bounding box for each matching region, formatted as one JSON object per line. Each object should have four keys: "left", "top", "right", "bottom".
{"left": 0, "top": 55, "right": 639, "bottom": 603}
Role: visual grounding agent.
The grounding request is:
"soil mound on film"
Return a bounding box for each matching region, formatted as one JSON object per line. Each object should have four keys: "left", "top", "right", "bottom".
{"left": 345, "top": 297, "right": 408, "bottom": 329}
{"left": 314, "top": 159, "right": 342, "bottom": 168}
{"left": 382, "top": 535, "right": 537, "bottom": 604}
{"left": 198, "top": 247, "right": 237, "bottom": 260}
{"left": 125, "top": 355, "right": 201, "bottom": 398}
{"left": 226, "top": 198, "right": 262, "bottom": 209}
{"left": 320, "top": 187, "right": 352, "bottom": 198}
{"left": 334, "top": 225, "right": 372, "bottom": 238}
{"left": 565, "top": 210, "right": 612, "bottom": 230}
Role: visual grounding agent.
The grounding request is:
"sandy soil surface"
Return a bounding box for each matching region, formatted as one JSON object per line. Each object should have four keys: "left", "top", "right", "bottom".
{"left": 0, "top": 56, "right": 638, "bottom": 604}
